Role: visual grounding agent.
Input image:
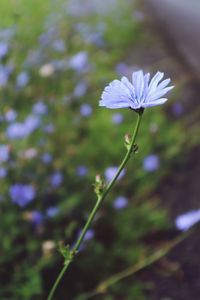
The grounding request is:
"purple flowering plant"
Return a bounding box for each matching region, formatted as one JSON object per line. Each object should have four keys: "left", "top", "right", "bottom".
{"left": 48, "top": 70, "right": 174, "bottom": 299}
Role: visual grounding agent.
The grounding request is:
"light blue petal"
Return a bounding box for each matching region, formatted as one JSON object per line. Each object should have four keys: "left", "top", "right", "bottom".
{"left": 100, "top": 79, "right": 133, "bottom": 109}
{"left": 121, "top": 77, "right": 135, "bottom": 98}
{"left": 156, "top": 78, "right": 171, "bottom": 90}
{"left": 142, "top": 98, "right": 167, "bottom": 107}
{"left": 132, "top": 70, "right": 144, "bottom": 101}
{"left": 141, "top": 72, "right": 150, "bottom": 101}
{"left": 148, "top": 71, "right": 164, "bottom": 95}
{"left": 147, "top": 86, "right": 174, "bottom": 102}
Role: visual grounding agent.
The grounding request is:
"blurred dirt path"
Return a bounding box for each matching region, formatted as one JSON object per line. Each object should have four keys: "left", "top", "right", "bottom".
{"left": 145, "top": 0, "right": 200, "bottom": 79}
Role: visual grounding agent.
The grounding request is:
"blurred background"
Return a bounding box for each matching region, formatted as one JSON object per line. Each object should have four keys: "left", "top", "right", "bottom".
{"left": 1, "top": 0, "right": 200, "bottom": 299}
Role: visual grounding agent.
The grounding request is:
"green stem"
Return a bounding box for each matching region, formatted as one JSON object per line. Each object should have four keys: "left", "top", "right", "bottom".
{"left": 47, "top": 111, "right": 143, "bottom": 300}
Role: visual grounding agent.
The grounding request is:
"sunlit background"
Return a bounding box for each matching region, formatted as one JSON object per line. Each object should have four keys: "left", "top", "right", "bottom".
{"left": 0, "top": 0, "right": 200, "bottom": 299}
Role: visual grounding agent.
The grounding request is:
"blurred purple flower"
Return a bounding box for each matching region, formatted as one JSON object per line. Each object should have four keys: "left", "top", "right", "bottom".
{"left": 113, "top": 196, "right": 128, "bottom": 210}
{"left": 171, "top": 102, "right": 183, "bottom": 116}
{"left": 80, "top": 104, "right": 92, "bottom": 117}
{"left": 143, "top": 154, "right": 160, "bottom": 172}
{"left": 10, "top": 184, "right": 36, "bottom": 207}
{"left": 43, "top": 123, "right": 55, "bottom": 134}
{"left": 6, "top": 122, "right": 27, "bottom": 139}
{"left": 73, "top": 81, "right": 88, "bottom": 97}
{"left": 115, "top": 63, "right": 128, "bottom": 76}
{"left": 46, "top": 207, "right": 59, "bottom": 218}
{"left": 76, "top": 165, "right": 88, "bottom": 177}
{"left": 41, "top": 153, "right": 53, "bottom": 164}
{"left": 24, "top": 114, "right": 41, "bottom": 132}
{"left": 5, "top": 109, "right": 17, "bottom": 122}
{"left": 16, "top": 71, "right": 29, "bottom": 88}
{"left": 69, "top": 51, "right": 88, "bottom": 72}
{"left": 23, "top": 148, "right": 38, "bottom": 159}
{"left": 0, "top": 42, "right": 9, "bottom": 59}
{"left": 100, "top": 70, "right": 174, "bottom": 110}
{"left": 0, "top": 167, "right": 7, "bottom": 178}
{"left": 83, "top": 229, "right": 95, "bottom": 241}
{"left": 105, "top": 166, "right": 125, "bottom": 182}
{"left": 0, "top": 64, "right": 12, "bottom": 87}
{"left": 0, "top": 145, "right": 10, "bottom": 162}
{"left": 175, "top": 210, "right": 200, "bottom": 231}
{"left": 112, "top": 113, "right": 124, "bottom": 124}
{"left": 52, "top": 39, "right": 65, "bottom": 52}
{"left": 50, "top": 171, "right": 63, "bottom": 188}
{"left": 31, "top": 210, "right": 43, "bottom": 226}
{"left": 32, "top": 101, "right": 48, "bottom": 115}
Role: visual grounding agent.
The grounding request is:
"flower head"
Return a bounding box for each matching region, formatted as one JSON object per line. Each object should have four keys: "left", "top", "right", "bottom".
{"left": 10, "top": 184, "right": 36, "bottom": 207}
{"left": 175, "top": 210, "right": 200, "bottom": 231}
{"left": 99, "top": 70, "right": 174, "bottom": 110}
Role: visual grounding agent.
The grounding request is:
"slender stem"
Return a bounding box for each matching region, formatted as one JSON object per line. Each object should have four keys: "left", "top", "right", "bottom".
{"left": 47, "top": 112, "right": 143, "bottom": 300}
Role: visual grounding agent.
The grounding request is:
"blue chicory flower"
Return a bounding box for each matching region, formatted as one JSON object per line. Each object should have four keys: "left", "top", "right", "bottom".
{"left": 6, "top": 122, "right": 27, "bottom": 139}
{"left": 80, "top": 104, "right": 92, "bottom": 117}
{"left": 143, "top": 154, "right": 160, "bottom": 172}
{"left": 32, "top": 101, "right": 48, "bottom": 115}
{"left": 113, "top": 196, "right": 128, "bottom": 210}
{"left": 10, "top": 184, "right": 36, "bottom": 207}
{"left": 99, "top": 70, "right": 174, "bottom": 110}
{"left": 5, "top": 109, "right": 17, "bottom": 122}
{"left": 112, "top": 113, "right": 124, "bottom": 124}
{"left": 31, "top": 210, "right": 43, "bottom": 226}
{"left": 46, "top": 207, "right": 59, "bottom": 218}
{"left": 16, "top": 71, "right": 30, "bottom": 88}
{"left": 175, "top": 210, "right": 200, "bottom": 231}
{"left": 105, "top": 166, "right": 125, "bottom": 182}
{"left": 69, "top": 51, "right": 88, "bottom": 72}
{"left": 50, "top": 171, "right": 63, "bottom": 188}
{"left": 41, "top": 153, "right": 53, "bottom": 164}
{"left": 76, "top": 165, "right": 88, "bottom": 177}
{"left": 0, "top": 42, "right": 9, "bottom": 59}
{"left": 0, "top": 167, "right": 7, "bottom": 178}
{"left": 0, "top": 145, "right": 10, "bottom": 163}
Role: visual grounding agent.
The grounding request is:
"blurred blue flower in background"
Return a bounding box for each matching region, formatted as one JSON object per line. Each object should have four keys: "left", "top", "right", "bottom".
{"left": 6, "top": 122, "right": 27, "bottom": 139}
{"left": 32, "top": 101, "right": 48, "bottom": 115}
{"left": 105, "top": 166, "right": 125, "bottom": 182}
{"left": 0, "top": 64, "right": 12, "bottom": 87}
{"left": 10, "top": 184, "right": 36, "bottom": 207}
{"left": 30, "top": 210, "right": 43, "bottom": 226}
{"left": 16, "top": 71, "right": 30, "bottom": 88}
{"left": 52, "top": 39, "right": 65, "bottom": 52}
{"left": 5, "top": 109, "right": 17, "bottom": 122}
{"left": 175, "top": 210, "right": 200, "bottom": 231}
{"left": 43, "top": 123, "right": 55, "bottom": 134}
{"left": 50, "top": 171, "right": 63, "bottom": 188}
{"left": 111, "top": 112, "right": 124, "bottom": 124}
{"left": 46, "top": 207, "right": 59, "bottom": 218}
{"left": 24, "top": 114, "right": 41, "bottom": 132}
{"left": 0, "top": 167, "right": 7, "bottom": 178}
{"left": 41, "top": 153, "right": 53, "bottom": 164}
{"left": 143, "top": 154, "right": 160, "bottom": 172}
{"left": 0, "top": 42, "right": 9, "bottom": 59}
{"left": 80, "top": 103, "right": 92, "bottom": 117}
{"left": 113, "top": 196, "right": 128, "bottom": 209}
{"left": 76, "top": 165, "right": 88, "bottom": 177}
{"left": 69, "top": 51, "right": 88, "bottom": 72}
{"left": 100, "top": 70, "right": 174, "bottom": 110}
{"left": 171, "top": 102, "right": 183, "bottom": 117}
{"left": 115, "top": 63, "right": 129, "bottom": 76}
{"left": 0, "top": 145, "right": 10, "bottom": 162}
{"left": 83, "top": 229, "right": 94, "bottom": 241}
{"left": 73, "top": 81, "right": 88, "bottom": 98}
